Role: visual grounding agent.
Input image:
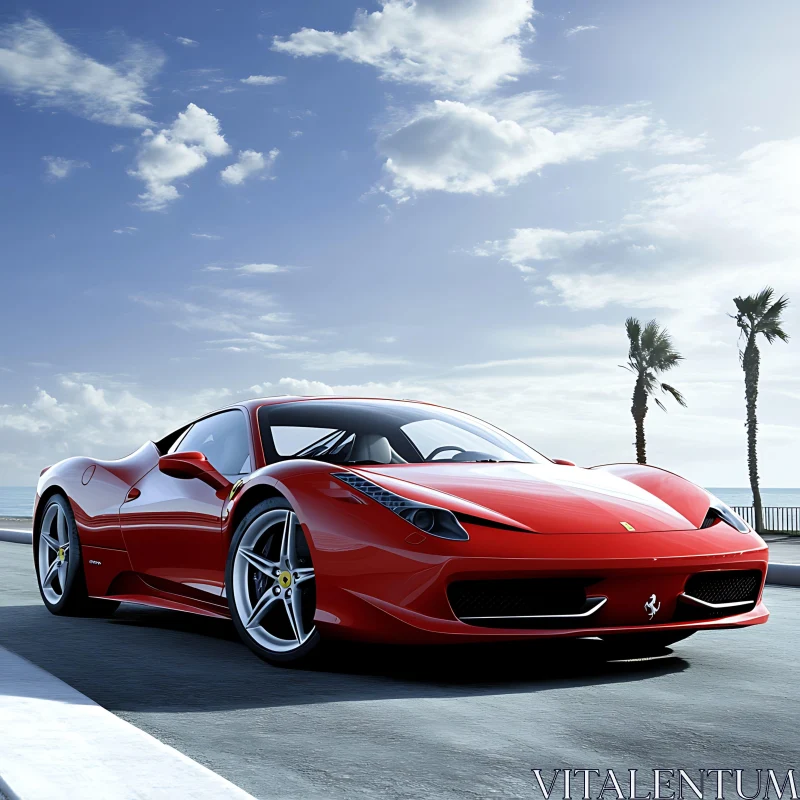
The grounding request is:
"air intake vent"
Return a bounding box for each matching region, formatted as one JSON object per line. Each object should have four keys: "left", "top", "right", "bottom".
{"left": 448, "top": 577, "right": 603, "bottom": 628}
{"left": 700, "top": 510, "right": 718, "bottom": 529}
{"left": 684, "top": 570, "right": 761, "bottom": 605}
{"left": 674, "top": 569, "right": 762, "bottom": 621}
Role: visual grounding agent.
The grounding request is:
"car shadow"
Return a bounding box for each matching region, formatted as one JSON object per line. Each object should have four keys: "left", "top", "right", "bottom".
{"left": 0, "top": 602, "right": 688, "bottom": 714}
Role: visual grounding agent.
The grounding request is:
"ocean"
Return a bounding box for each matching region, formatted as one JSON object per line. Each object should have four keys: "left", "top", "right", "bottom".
{"left": 1, "top": 485, "right": 799, "bottom": 519}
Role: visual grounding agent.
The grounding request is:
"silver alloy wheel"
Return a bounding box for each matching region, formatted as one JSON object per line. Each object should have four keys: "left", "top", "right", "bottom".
{"left": 38, "top": 502, "right": 70, "bottom": 605}
{"left": 232, "top": 509, "right": 316, "bottom": 654}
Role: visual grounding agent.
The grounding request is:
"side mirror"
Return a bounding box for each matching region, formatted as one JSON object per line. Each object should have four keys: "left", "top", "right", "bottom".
{"left": 159, "top": 451, "right": 233, "bottom": 496}
{"left": 552, "top": 458, "right": 576, "bottom": 466}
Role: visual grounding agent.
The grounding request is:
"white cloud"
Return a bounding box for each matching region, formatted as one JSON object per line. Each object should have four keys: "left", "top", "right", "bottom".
{"left": 220, "top": 148, "right": 279, "bottom": 186}
{"left": 42, "top": 156, "right": 89, "bottom": 180}
{"left": 191, "top": 232, "right": 222, "bottom": 240}
{"left": 632, "top": 138, "right": 800, "bottom": 258}
{"left": 273, "top": 0, "right": 535, "bottom": 96}
{"left": 259, "top": 312, "right": 292, "bottom": 324}
{"left": 272, "top": 350, "right": 410, "bottom": 370}
{"left": 132, "top": 294, "right": 260, "bottom": 335}
{"left": 259, "top": 378, "right": 338, "bottom": 397}
{"left": 129, "top": 103, "right": 230, "bottom": 210}
{"left": 175, "top": 36, "right": 198, "bottom": 47}
{"left": 378, "top": 98, "right": 649, "bottom": 197}
{"left": 113, "top": 226, "right": 137, "bottom": 234}
{"left": 630, "top": 163, "right": 711, "bottom": 181}
{"left": 546, "top": 272, "right": 686, "bottom": 311}
{"left": 211, "top": 332, "right": 312, "bottom": 352}
{"left": 0, "top": 17, "right": 161, "bottom": 127}
{"left": 216, "top": 288, "right": 275, "bottom": 309}
{"left": 371, "top": 91, "right": 709, "bottom": 201}
{"left": 236, "top": 263, "right": 287, "bottom": 274}
{"left": 481, "top": 137, "right": 800, "bottom": 315}
{"left": 743, "top": 125, "right": 763, "bottom": 133}
{"left": 110, "top": 143, "right": 126, "bottom": 152}
{"left": 649, "top": 121, "right": 708, "bottom": 155}
{"left": 565, "top": 25, "right": 598, "bottom": 37}
{"left": 240, "top": 75, "right": 285, "bottom": 86}
{"left": 478, "top": 228, "right": 605, "bottom": 269}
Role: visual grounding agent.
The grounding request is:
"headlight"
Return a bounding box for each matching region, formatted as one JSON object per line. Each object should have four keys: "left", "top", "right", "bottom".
{"left": 332, "top": 472, "right": 469, "bottom": 541}
{"left": 702, "top": 495, "right": 750, "bottom": 533}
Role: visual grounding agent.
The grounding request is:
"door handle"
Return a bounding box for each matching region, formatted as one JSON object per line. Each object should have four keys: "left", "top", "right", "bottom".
{"left": 125, "top": 487, "right": 141, "bottom": 503}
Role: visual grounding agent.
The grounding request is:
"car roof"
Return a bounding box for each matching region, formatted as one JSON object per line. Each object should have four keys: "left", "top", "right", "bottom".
{"left": 237, "top": 396, "right": 444, "bottom": 412}
{"left": 153, "top": 396, "right": 449, "bottom": 456}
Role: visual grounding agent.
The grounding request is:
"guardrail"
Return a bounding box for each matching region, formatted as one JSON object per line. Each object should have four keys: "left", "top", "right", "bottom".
{"left": 733, "top": 506, "right": 800, "bottom": 532}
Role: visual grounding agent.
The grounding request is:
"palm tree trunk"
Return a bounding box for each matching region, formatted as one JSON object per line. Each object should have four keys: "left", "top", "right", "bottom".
{"left": 742, "top": 336, "right": 764, "bottom": 532}
{"left": 631, "top": 378, "right": 648, "bottom": 464}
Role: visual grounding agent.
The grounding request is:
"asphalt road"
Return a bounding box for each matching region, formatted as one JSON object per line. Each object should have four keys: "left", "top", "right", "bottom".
{"left": 0, "top": 539, "right": 797, "bottom": 800}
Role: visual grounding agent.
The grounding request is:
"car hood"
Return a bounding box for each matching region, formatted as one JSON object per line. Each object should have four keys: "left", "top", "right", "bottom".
{"left": 357, "top": 462, "right": 697, "bottom": 533}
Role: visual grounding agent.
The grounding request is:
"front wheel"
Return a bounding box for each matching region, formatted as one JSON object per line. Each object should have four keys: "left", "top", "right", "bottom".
{"left": 227, "top": 498, "right": 320, "bottom": 666}
{"left": 35, "top": 494, "right": 120, "bottom": 617}
{"left": 601, "top": 630, "right": 695, "bottom": 655}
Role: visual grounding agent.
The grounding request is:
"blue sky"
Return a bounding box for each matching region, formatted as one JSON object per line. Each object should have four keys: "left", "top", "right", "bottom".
{"left": 1, "top": 0, "right": 799, "bottom": 486}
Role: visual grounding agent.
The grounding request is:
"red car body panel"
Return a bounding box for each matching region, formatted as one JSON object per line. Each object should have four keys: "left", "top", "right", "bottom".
{"left": 33, "top": 396, "right": 769, "bottom": 644}
{"left": 355, "top": 462, "right": 698, "bottom": 533}
{"left": 120, "top": 467, "right": 227, "bottom": 594}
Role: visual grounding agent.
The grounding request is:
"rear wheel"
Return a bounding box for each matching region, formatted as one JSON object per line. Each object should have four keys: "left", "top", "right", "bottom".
{"left": 601, "top": 630, "right": 695, "bottom": 655}
{"left": 227, "top": 498, "right": 320, "bottom": 666}
{"left": 35, "top": 494, "right": 120, "bottom": 617}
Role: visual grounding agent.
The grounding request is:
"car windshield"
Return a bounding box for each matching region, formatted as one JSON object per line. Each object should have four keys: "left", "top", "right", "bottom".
{"left": 258, "top": 400, "right": 546, "bottom": 465}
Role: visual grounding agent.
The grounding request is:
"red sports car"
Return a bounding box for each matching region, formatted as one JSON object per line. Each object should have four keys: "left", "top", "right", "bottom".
{"left": 33, "top": 397, "right": 768, "bottom": 664}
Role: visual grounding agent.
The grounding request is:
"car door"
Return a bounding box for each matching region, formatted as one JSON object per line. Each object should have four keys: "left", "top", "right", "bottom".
{"left": 119, "top": 408, "right": 253, "bottom": 597}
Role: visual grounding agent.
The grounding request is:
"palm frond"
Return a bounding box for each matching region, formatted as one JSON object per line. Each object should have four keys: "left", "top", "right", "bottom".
{"left": 752, "top": 286, "right": 776, "bottom": 312}
{"left": 762, "top": 328, "right": 789, "bottom": 344}
{"left": 756, "top": 295, "right": 790, "bottom": 342}
{"left": 640, "top": 319, "right": 660, "bottom": 353}
{"left": 735, "top": 289, "right": 790, "bottom": 346}
{"left": 625, "top": 317, "right": 641, "bottom": 341}
{"left": 735, "top": 287, "right": 774, "bottom": 317}
{"left": 642, "top": 370, "right": 658, "bottom": 395}
{"left": 760, "top": 293, "right": 789, "bottom": 319}
{"left": 660, "top": 382, "right": 687, "bottom": 407}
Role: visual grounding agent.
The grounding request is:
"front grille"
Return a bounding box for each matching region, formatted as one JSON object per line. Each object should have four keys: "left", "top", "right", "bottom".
{"left": 674, "top": 569, "right": 762, "bottom": 622}
{"left": 684, "top": 570, "right": 761, "bottom": 605}
{"left": 448, "top": 578, "right": 598, "bottom": 628}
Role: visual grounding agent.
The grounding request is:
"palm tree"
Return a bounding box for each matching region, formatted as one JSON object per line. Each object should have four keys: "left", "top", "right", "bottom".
{"left": 732, "top": 288, "right": 790, "bottom": 533}
{"left": 622, "top": 318, "right": 687, "bottom": 464}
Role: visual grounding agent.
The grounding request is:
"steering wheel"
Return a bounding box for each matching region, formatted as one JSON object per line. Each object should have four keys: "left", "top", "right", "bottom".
{"left": 426, "top": 445, "right": 466, "bottom": 461}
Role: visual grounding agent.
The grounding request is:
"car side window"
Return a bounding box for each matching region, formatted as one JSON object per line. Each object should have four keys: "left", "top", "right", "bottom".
{"left": 175, "top": 410, "right": 252, "bottom": 477}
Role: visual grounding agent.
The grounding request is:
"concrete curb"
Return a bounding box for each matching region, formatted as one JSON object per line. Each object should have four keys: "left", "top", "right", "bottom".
{"left": 0, "top": 529, "right": 32, "bottom": 545}
{"left": 766, "top": 562, "right": 800, "bottom": 587}
{"left": 0, "top": 773, "right": 20, "bottom": 800}
{"left": 0, "top": 645, "right": 255, "bottom": 800}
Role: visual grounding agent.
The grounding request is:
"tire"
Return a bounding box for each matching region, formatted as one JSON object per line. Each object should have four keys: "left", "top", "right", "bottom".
{"left": 226, "top": 497, "right": 321, "bottom": 666}
{"left": 601, "top": 630, "right": 695, "bottom": 655}
{"left": 34, "top": 494, "right": 120, "bottom": 617}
